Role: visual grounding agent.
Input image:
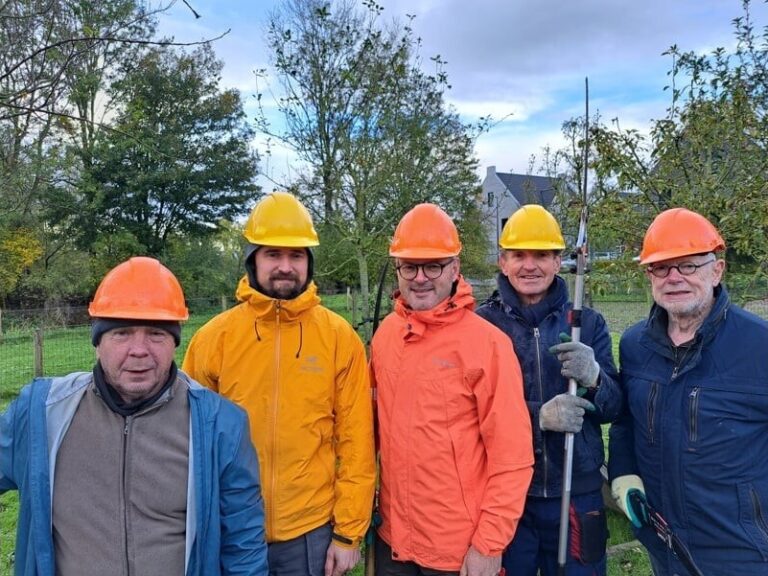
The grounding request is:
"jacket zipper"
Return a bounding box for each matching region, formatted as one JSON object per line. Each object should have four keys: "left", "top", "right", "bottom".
{"left": 647, "top": 383, "right": 658, "bottom": 446}
{"left": 268, "top": 301, "right": 282, "bottom": 539}
{"left": 534, "top": 327, "right": 548, "bottom": 497}
{"left": 123, "top": 416, "right": 132, "bottom": 576}
{"left": 688, "top": 387, "right": 700, "bottom": 443}
{"left": 751, "top": 487, "right": 768, "bottom": 547}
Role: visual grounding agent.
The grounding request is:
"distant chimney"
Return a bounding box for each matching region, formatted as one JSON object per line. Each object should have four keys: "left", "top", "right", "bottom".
{"left": 487, "top": 166, "right": 496, "bottom": 177}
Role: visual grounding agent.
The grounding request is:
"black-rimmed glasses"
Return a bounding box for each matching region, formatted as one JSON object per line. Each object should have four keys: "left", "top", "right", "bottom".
{"left": 646, "top": 258, "right": 716, "bottom": 278}
{"left": 396, "top": 260, "right": 454, "bottom": 280}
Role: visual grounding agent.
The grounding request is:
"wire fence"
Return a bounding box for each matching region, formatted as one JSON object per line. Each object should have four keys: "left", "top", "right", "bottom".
{"left": 1, "top": 290, "right": 767, "bottom": 406}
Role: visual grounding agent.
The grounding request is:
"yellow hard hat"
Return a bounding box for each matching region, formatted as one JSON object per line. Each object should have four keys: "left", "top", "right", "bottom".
{"left": 244, "top": 192, "right": 320, "bottom": 247}
{"left": 499, "top": 204, "right": 565, "bottom": 250}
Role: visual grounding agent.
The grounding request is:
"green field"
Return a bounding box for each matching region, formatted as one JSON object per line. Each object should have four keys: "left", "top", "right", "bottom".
{"left": 0, "top": 295, "right": 651, "bottom": 575}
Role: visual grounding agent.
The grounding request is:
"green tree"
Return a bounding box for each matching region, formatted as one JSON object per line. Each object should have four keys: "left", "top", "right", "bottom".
{"left": 165, "top": 220, "right": 247, "bottom": 302}
{"left": 0, "top": 228, "right": 43, "bottom": 304}
{"left": 589, "top": 0, "right": 768, "bottom": 294}
{"left": 258, "top": 0, "right": 489, "bottom": 331}
{"left": 83, "top": 45, "right": 260, "bottom": 256}
{"left": 0, "top": 1, "right": 229, "bottom": 306}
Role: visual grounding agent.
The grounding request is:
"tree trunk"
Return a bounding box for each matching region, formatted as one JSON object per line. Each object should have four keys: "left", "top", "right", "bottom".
{"left": 355, "top": 244, "right": 371, "bottom": 343}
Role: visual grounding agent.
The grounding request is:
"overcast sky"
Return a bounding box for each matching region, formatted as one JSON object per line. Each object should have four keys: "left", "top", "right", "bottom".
{"left": 158, "top": 0, "right": 767, "bottom": 189}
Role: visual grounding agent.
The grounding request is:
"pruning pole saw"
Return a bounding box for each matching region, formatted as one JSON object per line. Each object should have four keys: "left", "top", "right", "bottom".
{"left": 628, "top": 492, "right": 705, "bottom": 576}
{"left": 364, "top": 260, "right": 389, "bottom": 576}
{"left": 557, "top": 77, "right": 590, "bottom": 576}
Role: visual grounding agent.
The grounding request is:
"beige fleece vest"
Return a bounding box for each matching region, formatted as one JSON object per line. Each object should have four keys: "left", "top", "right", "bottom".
{"left": 52, "top": 380, "right": 189, "bottom": 576}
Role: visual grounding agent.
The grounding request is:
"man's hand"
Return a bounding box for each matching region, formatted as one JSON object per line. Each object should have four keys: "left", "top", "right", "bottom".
{"left": 611, "top": 475, "right": 647, "bottom": 529}
{"left": 550, "top": 339, "right": 601, "bottom": 388}
{"left": 539, "top": 393, "right": 595, "bottom": 432}
{"left": 324, "top": 542, "right": 360, "bottom": 576}
{"left": 459, "top": 545, "right": 501, "bottom": 576}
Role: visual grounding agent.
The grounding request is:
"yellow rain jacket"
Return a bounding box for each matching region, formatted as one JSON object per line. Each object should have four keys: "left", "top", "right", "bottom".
{"left": 182, "top": 277, "right": 375, "bottom": 546}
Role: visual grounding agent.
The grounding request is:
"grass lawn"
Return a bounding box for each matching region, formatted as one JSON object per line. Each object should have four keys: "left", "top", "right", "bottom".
{"left": 0, "top": 296, "right": 651, "bottom": 576}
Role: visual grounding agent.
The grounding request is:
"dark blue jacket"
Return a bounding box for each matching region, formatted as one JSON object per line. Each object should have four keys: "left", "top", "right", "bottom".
{"left": 477, "top": 274, "right": 621, "bottom": 497}
{"left": 608, "top": 286, "right": 768, "bottom": 575}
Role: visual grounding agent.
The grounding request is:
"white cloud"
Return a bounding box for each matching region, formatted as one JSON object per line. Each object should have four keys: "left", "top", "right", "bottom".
{"left": 156, "top": 0, "right": 768, "bottom": 187}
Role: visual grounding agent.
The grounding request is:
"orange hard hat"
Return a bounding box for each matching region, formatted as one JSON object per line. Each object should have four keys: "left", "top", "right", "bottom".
{"left": 639, "top": 208, "right": 725, "bottom": 265}
{"left": 88, "top": 257, "right": 189, "bottom": 321}
{"left": 389, "top": 203, "right": 462, "bottom": 259}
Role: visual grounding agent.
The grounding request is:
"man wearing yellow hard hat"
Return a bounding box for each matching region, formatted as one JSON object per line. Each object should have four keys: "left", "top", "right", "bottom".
{"left": 609, "top": 208, "right": 768, "bottom": 575}
{"left": 0, "top": 257, "right": 268, "bottom": 575}
{"left": 476, "top": 205, "right": 621, "bottom": 576}
{"left": 183, "top": 192, "right": 375, "bottom": 576}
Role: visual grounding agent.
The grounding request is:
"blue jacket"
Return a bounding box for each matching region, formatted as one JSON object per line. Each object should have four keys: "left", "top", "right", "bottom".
{"left": 609, "top": 286, "right": 768, "bottom": 575}
{"left": 476, "top": 274, "right": 621, "bottom": 497}
{"left": 0, "top": 371, "right": 268, "bottom": 576}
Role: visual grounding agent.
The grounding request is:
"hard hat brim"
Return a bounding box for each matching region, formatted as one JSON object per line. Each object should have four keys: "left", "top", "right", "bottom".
{"left": 389, "top": 247, "right": 461, "bottom": 259}
{"left": 639, "top": 246, "right": 722, "bottom": 266}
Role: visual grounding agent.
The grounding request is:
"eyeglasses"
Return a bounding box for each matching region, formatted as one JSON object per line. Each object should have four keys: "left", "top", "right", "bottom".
{"left": 396, "top": 260, "right": 454, "bottom": 281}
{"left": 646, "top": 258, "right": 716, "bottom": 278}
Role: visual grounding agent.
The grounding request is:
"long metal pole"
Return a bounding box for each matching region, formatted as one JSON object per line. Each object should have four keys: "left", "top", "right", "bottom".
{"left": 364, "top": 260, "right": 390, "bottom": 576}
{"left": 557, "top": 77, "right": 590, "bottom": 575}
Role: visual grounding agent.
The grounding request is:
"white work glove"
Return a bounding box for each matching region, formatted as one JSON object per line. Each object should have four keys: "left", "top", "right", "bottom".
{"left": 611, "top": 474, "right": 647, "bottom": 528}
{"left": 539, "top": 393, "right": 595, "bottom": 433}
{"left": 550, "top": 338, "right": 601, "bottom": 388}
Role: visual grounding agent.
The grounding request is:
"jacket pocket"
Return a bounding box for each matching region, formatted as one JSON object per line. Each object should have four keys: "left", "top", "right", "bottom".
{"left": 575, "top": 508, "right": 608, "bottom": 564}
{"left": 573, "top": 423, "right": 603, "bottom": 475}
{"left": 687, "top": 386, "right": 700, "bottom": 446}
{"left": 738, "top": 482, "right": 768, "bottom": 561}
{"left": 646, "top": 382, "right": 658, "bottom": 446}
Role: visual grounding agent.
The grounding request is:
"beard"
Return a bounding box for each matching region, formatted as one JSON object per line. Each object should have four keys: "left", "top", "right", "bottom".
{"left": 260, "top": 274, "right": 304, "bottom": 300}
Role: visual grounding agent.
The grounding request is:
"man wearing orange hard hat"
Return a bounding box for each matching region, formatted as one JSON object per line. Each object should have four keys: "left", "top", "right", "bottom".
{"left": 369, "top": 203, "right": 534, "bottom": 576}
{"left": 609, "top": 208, "right": 768, "bottom": 575}
{"left": 0, "top": 257, "right": 268, "bottom": 576}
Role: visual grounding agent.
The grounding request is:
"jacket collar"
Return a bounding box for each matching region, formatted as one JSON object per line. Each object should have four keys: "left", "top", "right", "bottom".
{"left": 493, "top": 272, "right": 569, "bottom": 323}
{"left": 234, "top": 275, "right": 321, "bottom": 321}
{"left": 642, "top": 284, "right": 730, "bottom": 367}
{"left": 393, "top": 275, "right": 475, "bottom": 340}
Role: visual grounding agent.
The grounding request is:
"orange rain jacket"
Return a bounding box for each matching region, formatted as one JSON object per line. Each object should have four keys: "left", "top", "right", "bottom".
{"left": 370, "top": 277, "right": 534, "bottom": 570}
{"left": 182, "top": 277, "right": 376, "bottom": 547}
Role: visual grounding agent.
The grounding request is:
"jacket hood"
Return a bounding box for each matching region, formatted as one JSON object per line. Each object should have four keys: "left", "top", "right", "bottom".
{"left": 234, "top": 275, "right": 321, "bottom": 321}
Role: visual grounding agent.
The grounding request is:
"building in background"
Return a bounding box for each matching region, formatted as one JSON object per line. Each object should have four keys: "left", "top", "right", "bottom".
{"left": 481, "top": 166, "right": 560, "bottom": 260}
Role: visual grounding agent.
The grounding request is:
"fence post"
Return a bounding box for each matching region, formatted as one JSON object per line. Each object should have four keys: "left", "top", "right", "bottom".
{"left": 351, "top": 290, "right": 358, "bottom": 329}
{"left": 220, "top": 295, "right": 228, "bottom": 312}
{"left": 34, "top": 327, "right": 44, "bottom": 377}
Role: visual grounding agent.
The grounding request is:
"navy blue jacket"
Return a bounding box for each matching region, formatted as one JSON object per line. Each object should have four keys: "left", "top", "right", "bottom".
{"left": 477, "top": 274, "right": 621, "bottom": 498}
{"left": 609, "top": 286, "right": 768, "bottom": 575}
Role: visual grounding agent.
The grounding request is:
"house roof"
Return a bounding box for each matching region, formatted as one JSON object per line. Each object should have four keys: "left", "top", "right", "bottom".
{"left": 496, "top": 172, "right": 557, "bottom": 207}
